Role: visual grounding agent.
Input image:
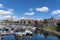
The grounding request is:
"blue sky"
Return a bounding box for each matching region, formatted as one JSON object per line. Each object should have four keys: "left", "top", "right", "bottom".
{"left": 0, "top": 0, "right": 60, "bottom": 20}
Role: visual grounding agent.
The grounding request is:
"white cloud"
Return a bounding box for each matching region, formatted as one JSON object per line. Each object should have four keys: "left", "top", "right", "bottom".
{"left": 0, "top": 4, "right": 3, "bottom": 8}
{"left": 0, "top": 15, "right": 2, "bottom": 16}
{"left": 0, "top": 10, "right": 13, "bottom": 15}
{"left": 2, "top": 15, "right": 11, "bottom": 20}
{"left": 0, "top": 4, "right": 16, "bottom": 21}
{"left": 19, "top": 17, "right": 33, "bottom": 20}
{"left": 36, "top": 7, "right": 49, "bottom": 12}
{"left": 20, "top": 17, "right": 27, "bottom": 20}
{"left": 36, "top": 16, "right": 43, "bottom": 20}
{"left": 12, "top": 16, "right": 20, "bottom": 21}
{"left": 58, "top": 15, "right": 60, "bottom": 16}
{"left": 0, "top": 4, "right": 14, "bottom": 15}
{"left": 29, "top": 8, "right": 33, "bottom": 11}
{"left": 52, "top": 10, "right": 60, "bottom": 14}
{"left": 8, "top": 9, "right": 14, "bottom": 12}
{"left": 37, "top": 18, "right": 43, "bottom": 20}
{"left": 0, "top": 15, "right": 19, "bottom": 21}
{"left": 24, "top": 12, "right": 34, "bottom": 15}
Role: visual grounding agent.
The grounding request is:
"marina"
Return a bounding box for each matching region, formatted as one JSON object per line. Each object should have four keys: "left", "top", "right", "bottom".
{"left": 0, "top": 0, "right": 60, "bottom": 40}
{"left": 0, "top": 18, "right": 60, "bottom": 40}
{"left": 0, "top": 24, "right": 60, "bottom": 40}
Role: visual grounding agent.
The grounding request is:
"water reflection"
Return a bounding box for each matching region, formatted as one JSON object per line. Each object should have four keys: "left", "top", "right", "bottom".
{"left": 31, "top": 33, "right": 45, "bottom": 40}
{"left": 24, "top": 33, "right": 59, "bottom": 40}
{"left": 2, "top": 34, "right": 59, "bottom": 40}
{"left": 46, "top": 35, "right": 59, "bottom": 40}
{"left": 2, "top": 35, "right": 16, "bottom": 40}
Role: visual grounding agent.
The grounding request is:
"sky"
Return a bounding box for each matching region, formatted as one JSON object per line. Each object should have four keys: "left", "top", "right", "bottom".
{"left": 0, "top": 0, "right": 60, "bottom": 20}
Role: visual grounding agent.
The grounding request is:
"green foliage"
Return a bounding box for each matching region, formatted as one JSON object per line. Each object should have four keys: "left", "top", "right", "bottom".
{"left": 43, "top": 19, "right": 49, "bottom": 24}
{"left": 3, "top": 20, "right": 9, "bottom": 23}
{"left": 43, "top": 26, "right": 56, "bottom": 31}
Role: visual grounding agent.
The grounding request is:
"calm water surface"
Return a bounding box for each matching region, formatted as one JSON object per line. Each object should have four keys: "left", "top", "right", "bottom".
{"left": 2, "top": 34, "right": 59, "bottom": 40}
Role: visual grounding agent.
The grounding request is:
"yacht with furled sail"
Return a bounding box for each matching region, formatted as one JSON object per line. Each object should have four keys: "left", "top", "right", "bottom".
{"left": 14, "top": 26, "right": 37, "bottom": 40}
{"left": 0, "top": 25, "right": 14, "bottom": 40}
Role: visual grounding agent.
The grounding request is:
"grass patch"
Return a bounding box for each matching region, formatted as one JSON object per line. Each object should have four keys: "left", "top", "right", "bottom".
{"left": 43, "top": 26, "right": 56, "bottom": 31}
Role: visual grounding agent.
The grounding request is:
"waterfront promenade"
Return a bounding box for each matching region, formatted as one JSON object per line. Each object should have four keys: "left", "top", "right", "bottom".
{"left": 43, "top": 29, "right": 60, "bottom": 36}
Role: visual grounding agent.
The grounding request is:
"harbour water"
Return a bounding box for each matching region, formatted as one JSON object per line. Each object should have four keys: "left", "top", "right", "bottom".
{"left": 0, "top": 25, "right": 59, "bottom": 40}
{"left": 1, "top": 34, "right": 59, "bottom": 40}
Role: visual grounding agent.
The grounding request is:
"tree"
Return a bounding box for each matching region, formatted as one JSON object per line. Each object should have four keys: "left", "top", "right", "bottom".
{"left": 3, "top": 20, "right": 9, "bottom": 23}
{"left": 43, "top": 19, "right": 49, "bottom": 24}
{"left": 3, "top": 20, "right": 14, "bottom": 24}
